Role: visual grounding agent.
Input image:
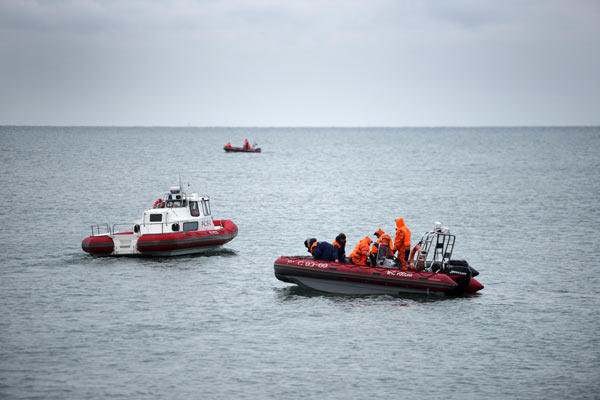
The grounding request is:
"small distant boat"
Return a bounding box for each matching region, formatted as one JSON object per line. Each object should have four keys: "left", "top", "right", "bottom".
{"left": 274, "top": 224, "right": 483, "bottom": 296}
{"left": 82, "top": 183, "right": 237, "bottom": 256}
{"left": 224, "top": 141, "right": 261, "bottom": 153}
{"left": 223, "top": 146, "right": 261, "bottom": 153}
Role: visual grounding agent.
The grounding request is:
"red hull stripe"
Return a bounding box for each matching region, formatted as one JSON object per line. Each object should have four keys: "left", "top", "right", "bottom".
{"left": 274, "top": 262, "right": 455, "bottom": 291}
{"left": 137, "top": 235, "right": 236, "bottom": 251}
{"left": 137, "top": 220, "right": 237, "bottom": 252}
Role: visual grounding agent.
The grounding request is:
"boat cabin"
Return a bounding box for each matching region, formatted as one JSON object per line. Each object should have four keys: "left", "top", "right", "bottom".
{"left": 139, "top": 186, "right": 215, "bottom": 235}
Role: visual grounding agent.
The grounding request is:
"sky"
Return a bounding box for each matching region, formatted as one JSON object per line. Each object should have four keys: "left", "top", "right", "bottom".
{"left": 0, "top": 0, "right": 599, "bottom": 126}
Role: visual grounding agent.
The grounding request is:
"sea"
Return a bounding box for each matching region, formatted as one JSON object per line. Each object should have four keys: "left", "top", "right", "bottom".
{"left": 1, "top": 126, "right": 599, "bottom": 399}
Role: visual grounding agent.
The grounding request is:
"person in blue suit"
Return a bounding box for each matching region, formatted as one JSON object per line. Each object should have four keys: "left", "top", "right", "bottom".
{"left": 333, "top": 233, "right": 347, "bottom": 263}
{"left": 304, "top": 238, "right": 336, "bottom": 261}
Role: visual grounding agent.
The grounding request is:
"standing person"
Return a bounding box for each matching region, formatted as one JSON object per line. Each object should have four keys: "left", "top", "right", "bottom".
{"left": 304, "top": 238, "right": 336, "bottom": 261}
{"left": 394, "top": 218, "right": 411, "bottom": 269}
{"left": 244, "top": 138, "right": 250, "bottom": 150}
{"left": 349, "top": 236, "right": 372, "bottom": 266}
{"left": 332, "top": 233, "right": 347, "bottom": 263}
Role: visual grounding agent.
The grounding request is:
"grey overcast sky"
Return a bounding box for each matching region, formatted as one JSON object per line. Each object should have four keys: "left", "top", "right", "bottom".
{"left": 0, "top": 0, "right": 599, "bottom": 126}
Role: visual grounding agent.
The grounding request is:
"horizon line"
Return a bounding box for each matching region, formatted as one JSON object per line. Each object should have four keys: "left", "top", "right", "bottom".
{"left": 1, "top": 124, "right": 599, "bottom": 129}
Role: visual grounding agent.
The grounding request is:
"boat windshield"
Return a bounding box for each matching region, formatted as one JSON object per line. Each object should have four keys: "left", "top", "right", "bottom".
{"left": 165, "top": 200, "right": 187, "bottom": 208}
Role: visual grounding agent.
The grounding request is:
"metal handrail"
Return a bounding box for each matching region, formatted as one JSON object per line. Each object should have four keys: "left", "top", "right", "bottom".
{"left": 418, "top": 231, "right": 456, "bottom": 271}
{"left": 91, "top": 223, "right": 110, "bottom": 236}
{"left": 112, "top": 223, "right": 136, "bottom": 234}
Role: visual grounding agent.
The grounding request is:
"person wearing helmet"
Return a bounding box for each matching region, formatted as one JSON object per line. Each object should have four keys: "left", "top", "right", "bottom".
{"left": 332, "top": 233, "right": 347, "bottom": 263}
{"left": 304, "top": 238, "right": 336, "bottom": 261}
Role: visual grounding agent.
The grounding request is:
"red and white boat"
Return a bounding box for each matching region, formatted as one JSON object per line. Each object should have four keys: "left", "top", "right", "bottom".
{"left": 223, "top": 142, "right": 261, "bottom": 153}
{"left": 274, "top": 224, "right": 483, "bottom": 296}
{"left": 82, "top": 184, "right": 238, "bottom": 256}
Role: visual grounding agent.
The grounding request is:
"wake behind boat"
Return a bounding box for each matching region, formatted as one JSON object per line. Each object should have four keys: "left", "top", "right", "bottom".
{"left": 274, "top": 225, "right": 483, "bottom": 296}
{"left": 82, "top": 183, "right": 237, "bottom": 256}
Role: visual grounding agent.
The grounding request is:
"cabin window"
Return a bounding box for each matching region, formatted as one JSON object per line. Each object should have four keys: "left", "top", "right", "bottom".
{"left": 149, "top": 214, "right": 162, "bottom": 222}
{"left": 201, "top": 200, "right": 211, "bottom": 216}
{"left": 183, "top": 221, "right": 198, "bottom": 232}
{"left": 190, "top": 201, "right": 200, "bottom": 217}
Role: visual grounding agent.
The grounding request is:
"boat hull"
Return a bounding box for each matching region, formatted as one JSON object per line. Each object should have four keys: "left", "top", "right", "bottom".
{"left": 224, "top": 146, "right": 261, "bottom": 153}
{"left": 82, "top": 235, "right": 114, "bottom": 255}
{"left": 274, "top": 256, "right": 483, "bottom": 296}
{"left": 82, "top": 219, "right": 238, "bottom": 257}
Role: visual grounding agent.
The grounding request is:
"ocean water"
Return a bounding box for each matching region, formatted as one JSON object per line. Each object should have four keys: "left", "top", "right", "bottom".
{"left": 0, "top": 126, "right": 599, "bottom": 399}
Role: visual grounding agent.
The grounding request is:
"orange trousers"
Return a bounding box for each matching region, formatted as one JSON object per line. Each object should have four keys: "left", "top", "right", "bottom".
{"left": 396, "top": 245, "right": 408, "bottom": 269}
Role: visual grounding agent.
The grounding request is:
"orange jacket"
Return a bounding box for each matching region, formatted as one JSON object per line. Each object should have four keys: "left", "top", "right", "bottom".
{"left": 350, "top": 236, "right": 372, "bottom": 265}
{"left": 244, "top": 139, "right": 250, "bottom": 149}
{"left": 372, "top": 229, "right": 393, "bottom": 255}
{"left": 225, "top": 142, "right": 231, "bottom": 148}
{"left": 394, "top": 218, "right": 411, "bottom": 250}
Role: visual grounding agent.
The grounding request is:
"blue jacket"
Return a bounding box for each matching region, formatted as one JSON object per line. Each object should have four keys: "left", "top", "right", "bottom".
{"left": 309, "top": 239, "right": 337, "bottom": 262}
{"left": 333, "top": 240, "right": 346, "bottom": 262}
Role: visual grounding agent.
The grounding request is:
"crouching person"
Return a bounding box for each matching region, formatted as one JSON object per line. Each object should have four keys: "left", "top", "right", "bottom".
{"left": 304, "top": 238, "right": 337, "bottom": 262}
{"left": 349, "top": 236, "right": 372, "bottom": 266}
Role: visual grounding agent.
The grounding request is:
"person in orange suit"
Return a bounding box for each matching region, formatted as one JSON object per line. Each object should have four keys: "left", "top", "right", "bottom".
{"left": 244, "top": 139, "right": 250, "bottom": 150}
{"left": 370, "top": 228, "right": 393, "bottom": 265}
{"left": 349, "top": 236, "right": 372, "bottom": 266}
{"left": 394, "top": 218, "right": 411, "bottom": 269}
{"left": 225, "top": 141, "right": 232, "bottom": 149}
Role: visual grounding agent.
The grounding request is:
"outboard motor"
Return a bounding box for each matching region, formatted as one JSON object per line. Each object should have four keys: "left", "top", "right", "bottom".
{"left": 444, "top": 259, "right": 473, "bottom": 295}
{"left": 448, "top": 259, "right": 479, "bottom": 277}
{"left": 416, "top": 224, "right": 479, "bottom": 294}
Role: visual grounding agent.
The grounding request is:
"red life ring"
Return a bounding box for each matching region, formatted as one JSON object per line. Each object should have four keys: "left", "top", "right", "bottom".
{"left": 409, "top": 245, "right": 422, "bottom": 268}
{"left": 153, "top": 198, "right": 162, "bottom": 208}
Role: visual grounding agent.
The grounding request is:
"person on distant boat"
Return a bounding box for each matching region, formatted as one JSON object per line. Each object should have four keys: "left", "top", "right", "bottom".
{"left": 394, "top": 218, "right": 411, "bottom": 269}
{"left": 304, "top": 238, "right": 336, "bottom": 261}
{"left": 225, "top": 142, "right": 232, "bottom": 149}
{"left": 349, "top": 236, "right": 372, "bottom": 266}
{"left": 332, "top": 233, "right": 347, "bottom": 263}
{"left": 244, "top": 139, "right": 250, "bottom": 150}
{"left": 369, "top": 228, "right": 393, "bottom": 265}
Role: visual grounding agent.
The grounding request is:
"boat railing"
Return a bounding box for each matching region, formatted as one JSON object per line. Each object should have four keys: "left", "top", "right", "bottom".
{"left": 91, "top": 223, "right": 110, "bottom": 236}
{"left": 418, "top": 231, "right": 455, "bottom": 271}
{"left": 112, "top": 223, "right": 135, "bottom": 234}
{"left": 91, "top": 222, "right": 139, "bottom": 236}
